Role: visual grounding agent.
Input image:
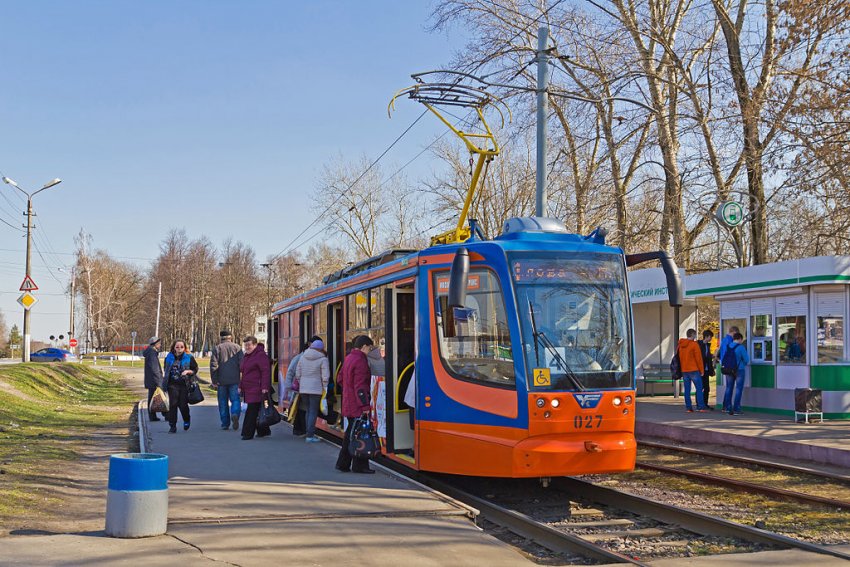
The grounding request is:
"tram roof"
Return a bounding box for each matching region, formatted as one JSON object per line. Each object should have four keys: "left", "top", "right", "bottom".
{"left": 272, "top": 217, "right": 625, "bottom": 315}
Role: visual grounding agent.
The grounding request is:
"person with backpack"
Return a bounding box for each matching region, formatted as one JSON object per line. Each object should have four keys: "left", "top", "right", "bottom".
{"left": 697, "top": 330, "right": 715, "bottom": 410}
{"left": 677, "top": 329, "right": 709, "bottom": 412}
{"left": 717, "top": 326, "right": 738, "bottom": 412}
{"left": 721, "top": 332, "right": 750, "bottom": 415}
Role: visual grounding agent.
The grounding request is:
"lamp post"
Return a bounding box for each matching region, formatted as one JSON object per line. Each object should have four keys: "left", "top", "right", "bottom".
{"left": 2, "top": 176, "right": 62, "bottom": 362}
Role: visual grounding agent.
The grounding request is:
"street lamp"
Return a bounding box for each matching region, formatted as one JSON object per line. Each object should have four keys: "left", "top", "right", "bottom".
{"left": 3, "top": 175, "right": 63, "bottom": 362}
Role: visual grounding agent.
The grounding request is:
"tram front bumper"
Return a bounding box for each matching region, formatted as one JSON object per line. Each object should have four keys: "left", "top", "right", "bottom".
{"left": 513, "top": 432, "right": 636, "bottom": 477}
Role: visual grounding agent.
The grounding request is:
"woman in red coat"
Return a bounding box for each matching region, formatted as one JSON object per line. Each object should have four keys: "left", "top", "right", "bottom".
{"left": 335, "top": 334, "right": 374, "bottom": 473}
{"left": 239, "top": 336, "right": 271, "bottom": 440}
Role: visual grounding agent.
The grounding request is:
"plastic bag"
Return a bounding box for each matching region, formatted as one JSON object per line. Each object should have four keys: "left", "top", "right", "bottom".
{"left": 320, "top": 397, "right": 328, "bottom": 416}
{"left": 150, "top": 387, "right": 170, "bottom": 413}
{"left": 241, "top": 401, "right": 248, "bottom": 413}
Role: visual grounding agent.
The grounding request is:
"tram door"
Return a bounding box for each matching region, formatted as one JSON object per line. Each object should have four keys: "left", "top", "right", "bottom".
{"left": 326, "top": 302, "right": 344, "bottom": 428}
{"left": 385, "top": 287, "right": 416, "bottom": 455}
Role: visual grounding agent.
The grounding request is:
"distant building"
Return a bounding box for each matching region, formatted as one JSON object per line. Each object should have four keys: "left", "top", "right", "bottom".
{"left": 253, "top": 315, "right": 268, "bottom": 345}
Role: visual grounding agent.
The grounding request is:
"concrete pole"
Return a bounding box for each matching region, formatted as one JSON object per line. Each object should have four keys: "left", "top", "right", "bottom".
{"left": 155, "top": 282, "right": 162, "bottom": 338}
{"left": 69, "top": 267, "right": 76, "bottom": 356}
{"left": 22, "top": 197, "right": 33, "bottom": 363}
{"left": 535, "top": 26, "right": 549, "bottom": 217}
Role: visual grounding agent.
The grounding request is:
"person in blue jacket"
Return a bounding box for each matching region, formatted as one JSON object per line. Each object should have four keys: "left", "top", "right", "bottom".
{"left": 716, "top": 326, "right": 739, "bottom": 412}
{"left": 164, "top": 339, "right": 199, "bottom": 433}
{"left": 722, "top": 332, "right": 750, "bottom": 416}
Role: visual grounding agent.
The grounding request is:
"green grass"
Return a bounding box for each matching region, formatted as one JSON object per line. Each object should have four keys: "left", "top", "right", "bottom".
{"left": 0, "top": 363, "right": 136, "bottom": 521}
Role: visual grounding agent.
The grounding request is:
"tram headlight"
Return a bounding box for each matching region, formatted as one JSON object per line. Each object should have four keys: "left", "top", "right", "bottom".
{"left": 625, "top": 395, "right": 633, "bottom": 404}
{"left": 612, "top": 396, "right": 623, "bottom": 406}
{"left": 536, "top": 398, "right": 545, "bottom": 408}
{"left": 551, "top": 399, "right": 560, "bottom": 408}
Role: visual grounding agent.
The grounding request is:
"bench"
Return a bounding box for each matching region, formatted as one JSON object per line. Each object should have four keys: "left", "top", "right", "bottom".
{"left": 636, "top": 364, "right": 681, "bottom": 397}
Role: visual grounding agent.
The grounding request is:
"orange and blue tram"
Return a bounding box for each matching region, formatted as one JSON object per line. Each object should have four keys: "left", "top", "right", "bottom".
{"left": 272, "top": 216, "right": 682, "bottom": 478}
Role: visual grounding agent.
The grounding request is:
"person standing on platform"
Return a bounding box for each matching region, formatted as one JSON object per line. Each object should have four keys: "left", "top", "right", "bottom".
{"left": 678, "top": 329, "right": 709, "bottom": 412}
{"left": 335, "top": 335, "right": 375, "bottom": 474}
{"left": 164, "top": 339, "right": 199, "bottom": 433}
{"left": 717, "top": 326, "right": 739, "bottom": 412}
{"left": 142, "top": 337, "right": 164, "bottom": 421}
{"left": 239, "top": 335, "right": 271, "bottom": 440}
{"left": 295, "top": 339, "right": 330, "bottom": 443}
{"left": 210, "top": 330, "right": 243, "bottom": 431}
{"left": 698, "top": 329, "right": 715, "bottom": 410}
{"left": 723, "top": 332, "right": 750, "bottom": 416}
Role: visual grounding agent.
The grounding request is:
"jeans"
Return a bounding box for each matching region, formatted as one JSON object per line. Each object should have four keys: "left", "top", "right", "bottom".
{"left": 301, "top": 393, "right": 321, "bottom": 437}
{"left": 216, "top": 384, "right": 241, "bottom": 427}
{"left": 723, "top": 373, "right": 745, "bottom": 412}
{"left": 683, "top": 371, "right": 707, "bottom": 410}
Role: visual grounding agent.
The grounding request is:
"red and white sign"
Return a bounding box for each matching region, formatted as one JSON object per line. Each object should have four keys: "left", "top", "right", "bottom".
{"left": 19, "top": 275, "right": 38, "bottom": 292}
{"left": 69, "top": 338, "right": 78, "bottom": 348}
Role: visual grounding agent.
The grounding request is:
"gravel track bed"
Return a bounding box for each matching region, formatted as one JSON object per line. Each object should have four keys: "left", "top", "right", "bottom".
{"left": 444, "top": 476, "right": 765, "bottom": 564}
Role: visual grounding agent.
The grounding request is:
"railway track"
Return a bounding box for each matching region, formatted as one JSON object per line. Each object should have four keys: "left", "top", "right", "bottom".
{"left": 639, "top": 439, "right": 850, "bottom": 484}
{"left": 314, "top": 428, "right": 850, "bottom": 564}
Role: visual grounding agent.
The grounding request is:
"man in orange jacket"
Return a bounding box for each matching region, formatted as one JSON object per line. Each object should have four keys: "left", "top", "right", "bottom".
{"left": 678, "top": 329, "right": 709, "bottom": 412}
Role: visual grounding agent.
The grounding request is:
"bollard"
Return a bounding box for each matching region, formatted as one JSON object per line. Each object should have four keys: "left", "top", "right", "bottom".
{"left": 105, "top": 453, "right": 168, "bottom": 537}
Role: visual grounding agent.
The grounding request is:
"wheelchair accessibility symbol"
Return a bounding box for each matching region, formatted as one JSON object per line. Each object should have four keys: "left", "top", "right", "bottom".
{"left": 533, "top": 368, "right": 551, "bottom": 387}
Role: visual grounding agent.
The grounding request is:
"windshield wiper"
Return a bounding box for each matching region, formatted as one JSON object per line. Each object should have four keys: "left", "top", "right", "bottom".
{"left": 527, "top": 299, "right": 585, "bottom": 391}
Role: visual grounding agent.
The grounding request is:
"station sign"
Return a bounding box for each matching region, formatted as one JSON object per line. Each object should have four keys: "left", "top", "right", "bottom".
{"left": 716, "top": 201, "right": 744, "bottom": 228}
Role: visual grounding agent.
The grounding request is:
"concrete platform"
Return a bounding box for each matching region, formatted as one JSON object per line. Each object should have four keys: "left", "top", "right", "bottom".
{"left": 636, "top": 397, "right": 850, "bottom": 469}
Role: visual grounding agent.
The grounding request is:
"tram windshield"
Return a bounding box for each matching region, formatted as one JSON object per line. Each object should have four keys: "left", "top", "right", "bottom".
{"left": 510, "top": 252, "right": 632, "bottom": 390}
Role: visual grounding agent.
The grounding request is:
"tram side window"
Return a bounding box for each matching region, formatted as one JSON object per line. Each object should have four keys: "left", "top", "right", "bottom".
{"left": 433, "top": 269, "right": 515, "bottom": 387}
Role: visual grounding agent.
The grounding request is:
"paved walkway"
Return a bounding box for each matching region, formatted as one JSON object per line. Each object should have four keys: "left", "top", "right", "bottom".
{"left": 1, "top": 371, "right": 847, "bottom": 565}
{"left": 636, "top": 397, "right": 850, "bottom": 468}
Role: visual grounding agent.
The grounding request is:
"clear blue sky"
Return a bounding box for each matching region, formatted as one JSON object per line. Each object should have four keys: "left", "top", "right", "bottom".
{"left": 0, "top": 1, "right": 467, "bottom": 341}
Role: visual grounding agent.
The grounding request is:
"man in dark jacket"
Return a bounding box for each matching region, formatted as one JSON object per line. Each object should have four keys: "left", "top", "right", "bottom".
{"left": 143, "top": 337, "right": 164, "bottom": 421}
{"left": 210, "top": 330, "right": 243, "bottom": 431}
{"left": 697, "top": 330, "right": 715, "bottom": 410}
{"left": 335, "top": 335, "right": 375, "bottom": 474}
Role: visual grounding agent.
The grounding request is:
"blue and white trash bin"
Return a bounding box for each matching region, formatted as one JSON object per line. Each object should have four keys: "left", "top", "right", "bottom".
{"left": 105, "top": 453, "right": 168, "bottom": 537}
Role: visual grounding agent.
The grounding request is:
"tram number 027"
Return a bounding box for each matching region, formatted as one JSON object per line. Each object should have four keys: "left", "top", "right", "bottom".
{"left": 573, "top": 415, "right": 603, "bottom": 429}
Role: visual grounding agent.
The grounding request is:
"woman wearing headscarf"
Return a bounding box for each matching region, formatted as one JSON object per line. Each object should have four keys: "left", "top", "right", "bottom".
{"left": 164, "top": 339, "right": 199, "bottom": 433}
{"left": 239, "top": 335, "right": 272, "bottom": 440}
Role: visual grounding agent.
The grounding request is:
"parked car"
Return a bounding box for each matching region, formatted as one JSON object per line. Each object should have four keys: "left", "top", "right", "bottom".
{"left": 30, "top": 348, "right": 77, "bottom": 362}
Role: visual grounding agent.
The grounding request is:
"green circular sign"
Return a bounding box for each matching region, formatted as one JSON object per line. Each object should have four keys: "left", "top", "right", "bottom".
{"left": 717, "top": 201, "right": 744, "bottom": 227}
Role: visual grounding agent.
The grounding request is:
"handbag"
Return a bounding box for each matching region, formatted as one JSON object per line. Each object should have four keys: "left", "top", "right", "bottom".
{"left": 150, "top": 387, "right": 170, "bottom": 412}
{"left": 257, "top": 397, "right": 282, "bottom": 428}
{"left": 187, "top": 380, "right": 204, "bottom": 405}
{"left": 348, "top": 416, "right": 380, "bottom": 459}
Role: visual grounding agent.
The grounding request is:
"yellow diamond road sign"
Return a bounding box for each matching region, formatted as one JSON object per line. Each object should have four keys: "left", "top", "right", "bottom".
{"left": 17, "top": 292, "right": 37, "bottom": 310}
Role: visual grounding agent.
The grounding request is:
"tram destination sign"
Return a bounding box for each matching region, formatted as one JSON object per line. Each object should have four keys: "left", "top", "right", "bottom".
{"left": 513, "top": 259, "right": 619, "bottom": 284}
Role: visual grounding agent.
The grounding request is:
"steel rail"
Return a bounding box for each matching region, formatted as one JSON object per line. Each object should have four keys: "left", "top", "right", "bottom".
{"left": 639, "top": 440, "right": 850, "bottom": 484}
{"left": 313, "top": 429, "right": 646, "bottom": 565}
{"left": 410, "top": 474, "right": 650, "bottom": 566}
{"left": 554, "top": 477, "right": 850, "bottom": 562}
{"left": 635, "top": 461, "right": 850, "bottom": 509}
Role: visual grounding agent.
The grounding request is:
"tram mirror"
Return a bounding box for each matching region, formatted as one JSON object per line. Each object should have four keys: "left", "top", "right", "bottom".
{"left": 625, "top": 251, "right": 683, "bottom": 307}
{"left": 448, "top": 247, "right": 470, "bottom": 309}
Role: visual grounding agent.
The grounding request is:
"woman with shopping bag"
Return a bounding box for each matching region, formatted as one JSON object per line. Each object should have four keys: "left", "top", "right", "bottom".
{"left": 239, "top": 336, "right": 272, "bottom": 440}
{"left": 335, "top": 335, "right": 375, "bottom": 474}
{"left": 164, "top": 340, "right": 199, "bottom": 433}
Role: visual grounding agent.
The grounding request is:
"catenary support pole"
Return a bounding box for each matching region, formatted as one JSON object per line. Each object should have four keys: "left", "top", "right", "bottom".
{"left": 535, "top": 25, "right": 549, "bottom": 217}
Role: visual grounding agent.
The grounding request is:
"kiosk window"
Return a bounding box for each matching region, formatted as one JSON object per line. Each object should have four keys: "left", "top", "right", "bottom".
{"left": 750, "top": 314, "right": 773, "bottom": 363}
{"left": 778, "top": 316, "right": 806, "bottom": 364}
{"left": 817, "top": 316, "right": 845, "bottom": 364}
